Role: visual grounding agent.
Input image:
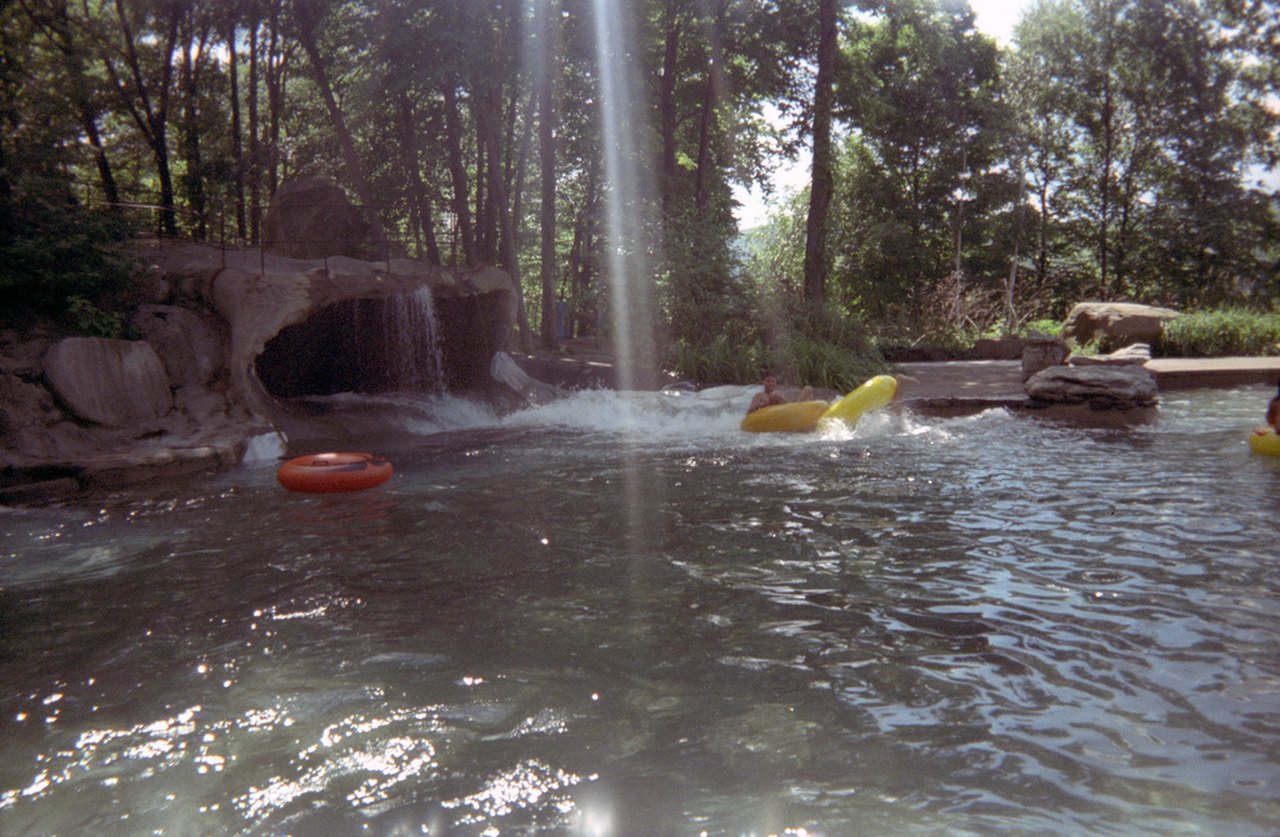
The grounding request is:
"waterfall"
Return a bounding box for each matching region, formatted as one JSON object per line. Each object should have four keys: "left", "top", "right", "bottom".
{"left": 352, "top": 288, "right": 446, "bottom": 395}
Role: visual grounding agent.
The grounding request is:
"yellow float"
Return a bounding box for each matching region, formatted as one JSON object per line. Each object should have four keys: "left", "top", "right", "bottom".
{"left": 741, "top": 375, "right": 898, "bottom": 433}
{"left": 1248, "top": 426, "right": 1280, "bottom": 457}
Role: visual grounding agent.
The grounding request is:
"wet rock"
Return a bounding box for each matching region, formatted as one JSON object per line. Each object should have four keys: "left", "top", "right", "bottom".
{"left": 1026, "top": 364, "right": 1158, "bottom": 408}
{"left": 1062, "top": 302, "right": 1180, "bottom": 350}
{"left": 43, "top": 337, "right": 173, "bottom": 426}
{"left": 491, "top": 352, "right": 567, "bottom": 406}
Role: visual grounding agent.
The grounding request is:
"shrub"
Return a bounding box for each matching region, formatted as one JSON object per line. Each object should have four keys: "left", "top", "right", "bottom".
{"left": 1155, "top": 308, "right": 1280, "bottom": 357}
{"left": 787, "top": 334, "right": 883, "bottom": 392}
{"left": 0, "top": 172, "right": 137, "bottom": 319}
{"left": 762, "top": 300, "right": 884, "bottom": 392}
{"left": 671, "top": 332, "right": 765, "bottom": 384}
{"left": 1022, "top": 318, "right": 1063, "bottom": 338}
{"left": 67, "top": 296, "right": 128, "bottom": 339}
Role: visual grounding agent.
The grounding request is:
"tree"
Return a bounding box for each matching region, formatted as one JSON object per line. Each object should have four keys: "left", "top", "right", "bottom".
{"left": 536, "top": 0, "right": 560, "bottom": 349}
{"left": 803, "top": 0, "right": 838, "bottom": 303}
{"left": 830, "top": 0, "right": 1008, "bottom": 325}
{"left": 97, "top": 0, "right": 182, "bottom": 236}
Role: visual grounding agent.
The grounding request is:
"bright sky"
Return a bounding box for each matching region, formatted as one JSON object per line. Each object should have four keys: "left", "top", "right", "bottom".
{"left": 733, "top": 0, "right": 1029, "bottom": 228}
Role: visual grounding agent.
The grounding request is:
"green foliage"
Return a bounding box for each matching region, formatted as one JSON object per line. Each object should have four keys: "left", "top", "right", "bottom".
{"left": 1155, "top": 308, "right": 1280, "bottom": 358}
{"left": 66, "top": 295, "right": 128, "bottom": 339}
{"left": 4, "top": 0, "right": 1277, "bottom": 371}
{"left": 787, "top": 334, "right": 883, "bottom": 393}
{"left": 0, "top": 173, "right": 137, "bottom": 317}
{"left": 760, "top": 298, "right": 884, "bottom": 391}
{"left": 671, "top": 332, "right": 765, "bottom": 385}
{"left": 1022, "top": 318, "right": 1063, "bottom": 338}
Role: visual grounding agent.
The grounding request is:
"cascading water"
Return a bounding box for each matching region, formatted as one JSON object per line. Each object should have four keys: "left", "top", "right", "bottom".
{"left": 254, "top": 287, "right": 449, "bottom": 401}
{"left": 351, "top": 288, "right": 446, "bottom": 395}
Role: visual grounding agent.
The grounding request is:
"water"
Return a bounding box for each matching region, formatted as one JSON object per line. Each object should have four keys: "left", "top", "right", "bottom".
{"left": 1, "top": 385, "right": 1278, "bottom": 836}
{"left": 352, "top": 289, "right": 446, "bottom": 395}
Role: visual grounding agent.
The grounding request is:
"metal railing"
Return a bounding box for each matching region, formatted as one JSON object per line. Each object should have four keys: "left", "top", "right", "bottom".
{"left": 81, "top": 184, "right": 467, "bottom": 274}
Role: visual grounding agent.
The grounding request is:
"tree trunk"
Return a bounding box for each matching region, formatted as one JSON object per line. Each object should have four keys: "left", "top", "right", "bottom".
{"left": 227, "top": 16, "right": 246, "bottom": 241}
{"left": 538, "top": 0, "right": 560, "bottom": 350}
{"left": 247, "top": 20, "right": 261, "bottom": 243}
{"left": 179, "top": 23, "right": 210, "bottom": 239}
{"left": 442, "top": 84, "right": 477, "bottom": 265}
{"left": 803, "top": 0, "right": 837, "bottom": 303}
{"left": 106, "top": 0, "right": 179, "bottom": 236}
{"left": 265, "top": 7, "right": 288, "bottom": 193}
{"left": 396, "top": 92, "right": 442, "bottom": 265}
{"left": 510, "top": 91, "right": 536, "bottom": 350}
{"left": 694, "top": 0, "right": 728, "bottom": 211}
{"left": 295, "top": 12, "right": 386, "bottom": 253}
{"left": 694, "top": 69, "right": 716, "bottom": 210}
{"left": 659, "top": 0, "right": 680, "bottom": 213}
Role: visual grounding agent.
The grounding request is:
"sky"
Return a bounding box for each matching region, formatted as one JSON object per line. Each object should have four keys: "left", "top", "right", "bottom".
{"left": 733, "top": 0, "right": 1029, "bottom": 229}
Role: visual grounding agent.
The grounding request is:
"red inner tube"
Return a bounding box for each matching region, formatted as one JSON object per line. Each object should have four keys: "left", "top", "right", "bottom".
{"left": 276, "top": 452, "right": 393, "bottom": 493}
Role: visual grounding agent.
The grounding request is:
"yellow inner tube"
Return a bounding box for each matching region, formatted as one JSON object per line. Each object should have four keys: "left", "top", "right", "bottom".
{"left": 1248, "top": 427, "right": 1280, "bottom": 457}
{"left": 741, "top": 375, "right": 897, "bottom": 433}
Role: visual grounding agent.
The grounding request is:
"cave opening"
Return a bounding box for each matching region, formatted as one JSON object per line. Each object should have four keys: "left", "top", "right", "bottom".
{"left": 255, "top": 289, "right": 512, "bottom": 400}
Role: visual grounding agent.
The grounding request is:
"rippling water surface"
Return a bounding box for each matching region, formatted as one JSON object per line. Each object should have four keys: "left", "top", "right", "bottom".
{"left": 1, "top": 385, "right": 1277, "bottom": 836}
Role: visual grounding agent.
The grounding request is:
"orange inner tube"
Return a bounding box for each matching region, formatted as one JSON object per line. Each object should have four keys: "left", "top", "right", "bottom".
{"left": 276, "top": 452, "right": 393, "bottom": 494}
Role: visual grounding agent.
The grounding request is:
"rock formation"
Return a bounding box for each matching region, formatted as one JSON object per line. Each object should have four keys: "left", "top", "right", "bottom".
{"left": 0, "top": 242, "right": 517, "bottom": 501}
{"left": 262, "top": 176, "right": 377, "bottom": 260}
{"left": 1026, "top": 364, "right": 1159, "bottom": 408}
{"left": 1062, "top": 302, "right": 1180, "bottom": 350}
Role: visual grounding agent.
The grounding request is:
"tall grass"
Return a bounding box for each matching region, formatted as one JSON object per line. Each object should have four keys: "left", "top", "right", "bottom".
{"left": 1155, "top": 308, "right": 1280, "bottom": 357}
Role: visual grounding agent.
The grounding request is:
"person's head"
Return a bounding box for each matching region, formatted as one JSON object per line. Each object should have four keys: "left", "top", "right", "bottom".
{"left": 761, "top": 372, "right": 777, "bottom": 392}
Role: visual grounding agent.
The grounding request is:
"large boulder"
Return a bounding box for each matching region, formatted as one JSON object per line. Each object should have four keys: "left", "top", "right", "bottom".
{"left": 43, "top": 337, "right": 173, "bottom": 426}
{"left": 263, "top": 176, "right": 375, "bottom": 260}
{"left": 1062, "top": 302, "right": 1180, "bottom": 350}
{"left": 1026, "top": 364, "right": 1158, "bottom": 408}
{"left": 131, "top": 305, "right": 225, "bottom": 388}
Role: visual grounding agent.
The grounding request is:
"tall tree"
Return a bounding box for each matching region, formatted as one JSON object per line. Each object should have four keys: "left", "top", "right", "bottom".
{"left": 226, "top": 4, "right": 246, "bottom": 240}
{"left": 537, "top": 0, "right": 560, "bottom": 349}
{"left": 17, "top": 0, "right": 122, "bottom": 208}
{"left": 803, "top": 0, "right": 838, "bottom": 303}
{"left": 99, "top": 0, "right": 181, "bottom": 236}
{"left": 291, "top": 0, "right": 386, "bottom": 251}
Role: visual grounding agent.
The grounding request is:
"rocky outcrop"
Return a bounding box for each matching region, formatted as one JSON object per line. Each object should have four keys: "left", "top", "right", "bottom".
{"left": 132, "top": 305, "right": 225, "bottom": 388}
{"left": 1062, "top": 302, "right": 1180, "bottom": 350}
{"left": 262, "top": 176, "right": 375, "bottom": 260}
{"left": 1026, "top": 364, "right": 1159, "bottom": 408}
{"left": 44, "top": 337, "right": 173, "bottom": 426}
{"left": 1, "top": 241, "right": 518, "bottom": 502}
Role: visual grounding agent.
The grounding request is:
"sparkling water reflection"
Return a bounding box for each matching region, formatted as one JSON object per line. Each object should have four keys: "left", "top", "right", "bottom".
{"left": 1, "top": 386, "right": 1277, "bottom": 835}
